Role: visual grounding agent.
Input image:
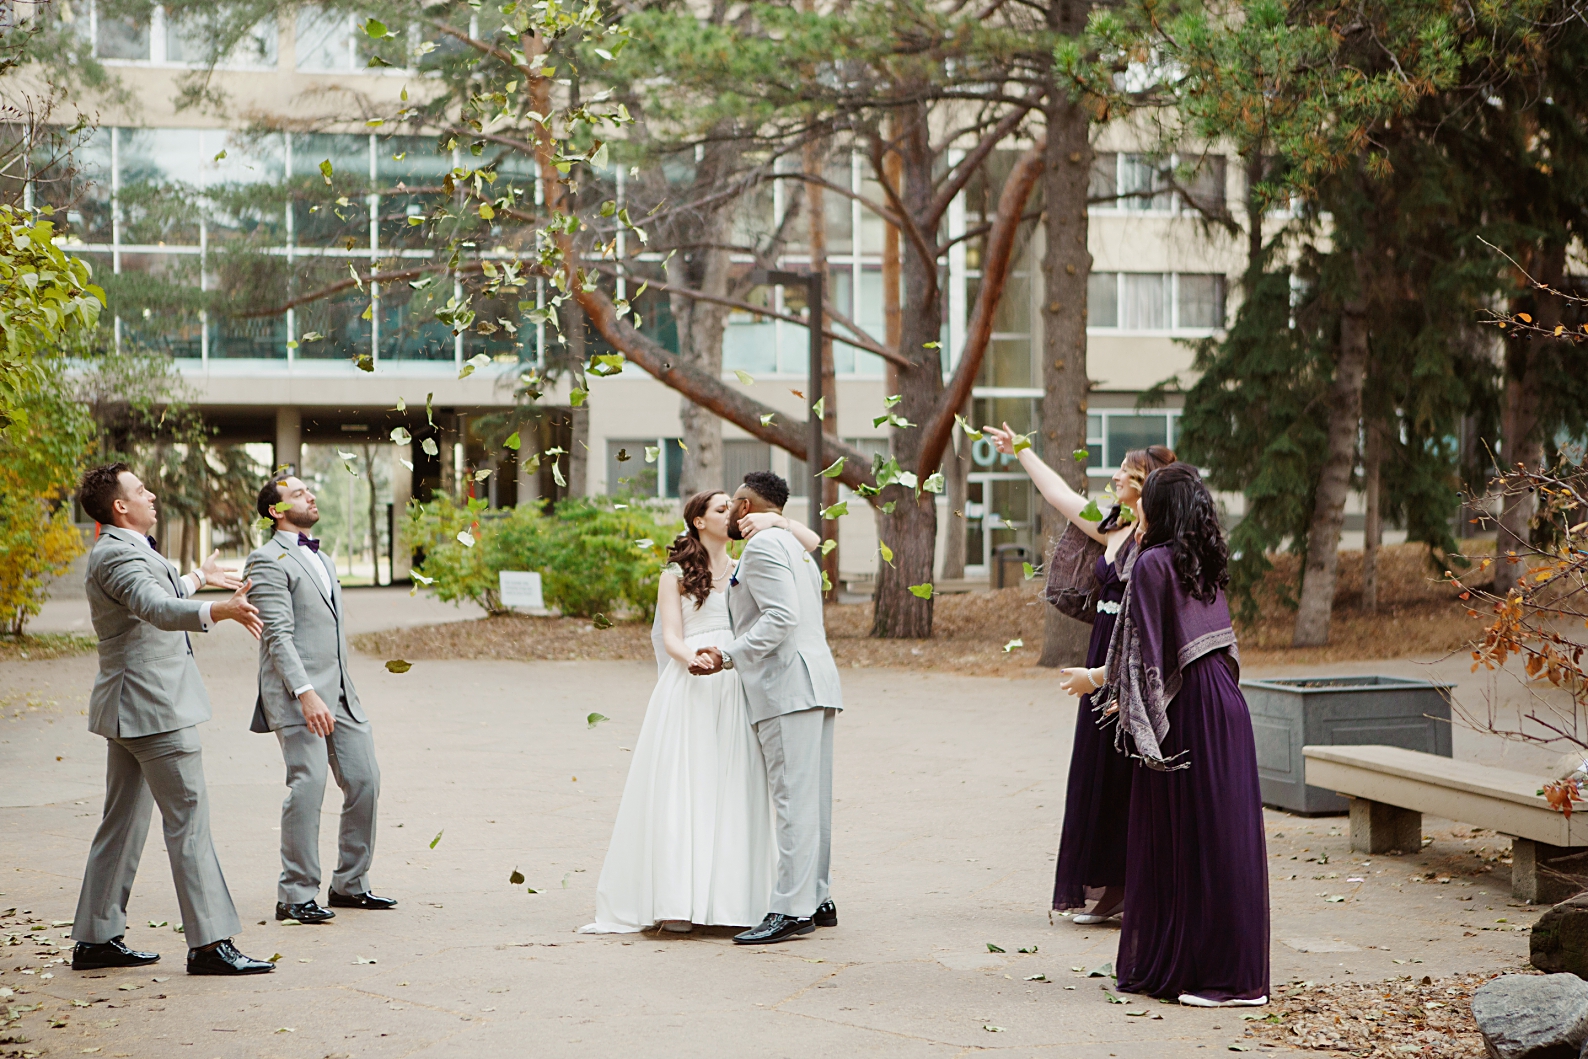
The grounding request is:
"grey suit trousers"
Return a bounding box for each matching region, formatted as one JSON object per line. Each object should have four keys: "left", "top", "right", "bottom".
{"left": 71, "top": 726, "right": 241, "bottom": 949}
{"left": 754, "top": 706, "right": 835, "bottom": 918}
{"left": 275, "top": 697, "right": 379, "bottom": 903}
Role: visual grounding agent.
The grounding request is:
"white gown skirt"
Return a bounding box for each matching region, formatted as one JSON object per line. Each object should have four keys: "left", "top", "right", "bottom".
{"left": 580, "top": 627, "right": 775, "bottom": 932}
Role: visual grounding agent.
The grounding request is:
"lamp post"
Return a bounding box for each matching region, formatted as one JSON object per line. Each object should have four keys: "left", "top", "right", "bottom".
{"left": 748, "top": 268, "right": 825, "bottom": 574}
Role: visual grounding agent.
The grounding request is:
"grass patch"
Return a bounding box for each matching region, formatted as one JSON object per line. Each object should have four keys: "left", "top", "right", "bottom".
{"left": 0, "top": 632, "right": 97, "bottom": 662}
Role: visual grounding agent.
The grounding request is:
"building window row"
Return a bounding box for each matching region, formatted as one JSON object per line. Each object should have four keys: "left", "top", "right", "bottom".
{"left": 1087, "top": 272, "right": 1226, "bottom": 332}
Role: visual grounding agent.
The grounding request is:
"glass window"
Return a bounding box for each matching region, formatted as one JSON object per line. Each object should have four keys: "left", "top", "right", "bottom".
{"left": 295, "top": 7, "right": 349, "bottom": 71}
{"left": 723, "top": 440, "right": 771, "bottom": 493}
{"left": 1086, "top": 414, "right": 1104, "bottom": 472}
{"left": 607, "top": 439, "right": 659, "bottom": 497}
{"left": 167, "top": 10, "right": 279, "bottom": 66}
{"left": 1182, "top": 156, "right": 1226, "bottom": 214}
{"left": 661, "top": 438, "right": 685, "bottom": 499}
{"left": 1177, "top": 274, "right": 1226, "bottom": 329}
{"left": 977, "top": 336, "right": 1032, "bottom": 389}
{"left": 1106, "top": 414, "right": 1170, "bottom": 463}
{"left": 1121, "top": 273, "right": 1169, "bottom": 330}
{"left": 1120, "top": 154, "right": 1171, "bottom": 211}
{"left": 1088, "top": 271, "right": 1118, "bottom": 327}
{"left": 1089, "top": 152, "right": 1118, "bottom": 205}
{"left": 97, "top": 10, "right": 151, "bottom": 59}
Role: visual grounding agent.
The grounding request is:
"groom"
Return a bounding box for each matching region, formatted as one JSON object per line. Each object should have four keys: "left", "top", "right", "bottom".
{"left": 691, "top": 470, "right": 843, "bottom": 944}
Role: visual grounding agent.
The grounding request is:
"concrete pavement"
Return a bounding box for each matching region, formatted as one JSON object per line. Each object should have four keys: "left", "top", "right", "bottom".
{"left": 0, "top": 590, "right": 1551, "bottom": 1058}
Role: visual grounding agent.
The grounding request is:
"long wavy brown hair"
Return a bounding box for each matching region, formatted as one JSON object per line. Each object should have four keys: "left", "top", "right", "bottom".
{"left": 1099, "top": 445, "right": 1177, "bottom": 532}
{"left": 669, "top": 490, "right": 727, "bottom": 609}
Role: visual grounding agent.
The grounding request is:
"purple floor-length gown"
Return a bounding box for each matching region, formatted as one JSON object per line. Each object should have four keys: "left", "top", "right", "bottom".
{"left": 1115, "top": 650, "right": 1270, "bottom": 1001}
{"left": 1051, "top": 547, "right": 1134, "bottom": 911}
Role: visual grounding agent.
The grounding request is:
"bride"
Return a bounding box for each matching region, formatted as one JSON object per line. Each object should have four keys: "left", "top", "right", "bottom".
{"left": 580, "top": 489, "right": 823, "bottom": 933}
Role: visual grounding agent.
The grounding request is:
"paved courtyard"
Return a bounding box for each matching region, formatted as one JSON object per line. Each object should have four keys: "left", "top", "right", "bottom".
{"left": 0, "top": 589, "right": 1556, "bottom": 1058}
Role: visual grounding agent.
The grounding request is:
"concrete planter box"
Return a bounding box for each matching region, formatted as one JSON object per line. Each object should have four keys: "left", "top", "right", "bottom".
{"left": 1243, "top": 675, "right": 1454, "bottom": 814}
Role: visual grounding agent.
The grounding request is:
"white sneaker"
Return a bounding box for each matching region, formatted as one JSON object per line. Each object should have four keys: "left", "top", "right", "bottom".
{"left": 1178, "top": 993, "right": 1267, "bottom": 1008}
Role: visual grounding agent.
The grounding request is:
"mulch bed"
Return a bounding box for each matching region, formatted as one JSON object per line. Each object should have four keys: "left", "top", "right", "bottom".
{"left": 351, "top": 542, "right": 1487, "bottom": 675}
{"left": 1245, "top": 969, "right": 1529, "bottom": 1057}
{"left": 0, "top": 633, "right": 96, "bottom": 663}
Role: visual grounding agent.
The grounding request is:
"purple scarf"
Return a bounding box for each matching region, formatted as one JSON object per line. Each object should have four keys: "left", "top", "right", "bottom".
{"left": 1095, "top": 542, "right": 1240, "bottom": 771}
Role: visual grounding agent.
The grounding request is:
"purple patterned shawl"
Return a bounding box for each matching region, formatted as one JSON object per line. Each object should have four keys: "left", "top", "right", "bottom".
{"left": 1094, "top": 542, "right": 1240, "bottom": 771}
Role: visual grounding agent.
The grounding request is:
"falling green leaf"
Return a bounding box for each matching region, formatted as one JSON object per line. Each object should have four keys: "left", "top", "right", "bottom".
{"left": 364, "top": 17, "right": 389, "bottom": 37}
{"left": 954, "top": 414, "right": 983, "bottom": 441}
{"left": 1011, "top": 430, "right": 1036, "bottom": 453}
{"left": 1073, "top": 448, "right": 1090, "bottom": 462}
{"left": 412, "top": 571, "right": 436, "bottom": 585}
{"left": 588, "top": 353, "right": 626, "bottom": 377}
{"left": 922, "top": 341, "right": 941, "bottom": 350}
{"left": 391, "top": 426, "right": 412, "bottom": 445}
{"left": 319, "top": 159, "right": 333, "bottom": 184}
{"left": 734, "top": 369, "right": 755, "bottom": 385}
{"left": 821, "top": 500, "right": 848, "bottom": 519}
{"left": 429, "top": 830, "right": 443, "bottom": 849}
{"left": 1078, "top": 498, "right": 1103, "bottom": 522}
{"left": 821, "top": 457, "right": 845, "bottom": 478}
{"left": 552, "top": 460, "right": 566, "bottom": 487}
{"left": 820, "top": 539, "right": 837, "bottom": 555}
{"left": 587, "top": 712, "right": 609, "bottom": 729}
{"left": 760, "top": 413, "right": 776, "bottom": 426}
{"left": 504, "top": 431, "right": 521, "bottom": 451}
{"left": 267, "top": 953, "right": 283, "bottom": 964}
{"left": 213, "top": 149, "right": 227, "bottom": 162}
{"left": 811, "top": 396, "right": 826, "bottom": 419}
{"left": 884, "top": 394, "right": 903, "bottom": 408}
{"left": 509, "top": 869, "right": 525, "bottom": 885}
{"left": 474, "top": 468, "right": 492, "bottom": 482}
{"left": 478, "top": 202, "right": 495, "bottom": 220}
{"left": 273, "top": 500, "right": 293, "bottom": 515}
{"left": 421, "top": 437, "right": 439, "bottom": 457}
{"left": 922, "top": 472, "right": 945, "bottom": 494}
{"left": 459, "top": 352, "right": 491, "bottom": 379}
{"left": 1023, "top": 562, "right": 1037, "bottom": 581}
{"left": 302, "top": 330, "right": 324, "bottom": 342}
{"left": 644, "top": 445, "right": 659, "bottom": 463}
{"left": 569, "top": 387, "right": 588, "bottom": 407}
{"left": 820, "top": 570, "right": 833, "bottom": 593}
{"left": 879, "top": 501, "right": 896, "bottom": 514}
{"left": 385, "top": 659, "right": 412, "bottom": 674}
{"left": 908, "top": 583, "right": 934, "bottom": 599}
{"left": 457, "top": 530, "right": 476, "bottom": 548}
{"left": 1003, "top": 638, "right": 1024, "bottom": 653}
{"left": 878, "top": 541, "right": 894, "bottom": 564}
{"left": 353, "top": 353, "right": 374, "bottom": 372}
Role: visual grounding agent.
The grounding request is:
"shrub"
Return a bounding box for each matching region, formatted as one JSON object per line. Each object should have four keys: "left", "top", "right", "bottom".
{"left": 405, "top": 495, "right": 678, "bottom": 620}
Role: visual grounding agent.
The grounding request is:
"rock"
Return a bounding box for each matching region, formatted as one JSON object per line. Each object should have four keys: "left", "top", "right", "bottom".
{"left": 1470, "top": 973, "right": 1588, "bottom": 1059}
{"left": 1534, "top": 893, "right": 1588, "bottom": 979}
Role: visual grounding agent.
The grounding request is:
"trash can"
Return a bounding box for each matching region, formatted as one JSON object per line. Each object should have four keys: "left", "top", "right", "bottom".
{"left": 993, "top": 543, "right": 1031, "bottom": 590}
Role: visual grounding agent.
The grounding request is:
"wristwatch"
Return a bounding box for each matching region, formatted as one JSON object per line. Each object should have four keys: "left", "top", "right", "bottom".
{"left": 721, "top": 650, "right": 735, "bottom": 671}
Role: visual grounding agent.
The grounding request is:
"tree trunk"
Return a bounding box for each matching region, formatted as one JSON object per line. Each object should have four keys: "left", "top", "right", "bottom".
{"left": 1292, "top": 252, "right": 1371, "bottom": 647}
{"left": 882, "top": 120, "right": 902, "bottom": 397}
{"left": 1037, "top": 82, "right": 1094, "bottom": 668}
{"left": 363, "top": 444, "right": 381, "bottom": 585}
{"left": 1243, "top": 149, "right": 1265, "bottom": 285}
{"left": 1494, "top": 243, "right": 1564, "bottom": 596}
{"left": 805, "top": 136, "right": 839, "bottom": 598}
{"left": 1361, "top": 419, "right": 1382, "bottom": 613}
{"left": 871, "top": 103, "right": 941, "bottom": 639}
{"left": 568, "top": 404, "right": 589, "bottom": 498}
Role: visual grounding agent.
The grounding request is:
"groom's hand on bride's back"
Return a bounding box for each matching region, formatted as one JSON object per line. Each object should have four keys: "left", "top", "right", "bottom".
{"left": 689, "top": 647, "right": 723, "bottom": 675}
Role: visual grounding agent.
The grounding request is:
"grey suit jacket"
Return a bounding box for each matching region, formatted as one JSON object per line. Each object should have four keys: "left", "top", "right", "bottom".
{"left": 725, "top": 527, "right": 844, "bottom": 726}
{"left": 85, "top": 525, "right": 210, "bottom": 740}
{"left": 245, "top": 530, "right": 365, "bottom": 733}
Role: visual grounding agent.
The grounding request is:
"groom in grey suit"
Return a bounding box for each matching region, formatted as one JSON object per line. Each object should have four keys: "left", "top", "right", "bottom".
{"left": 70, "top": 463, "right": 276, "bottom": 976}
{"left": 691, "top": 470, "right": 844, "bottom": 944}
{"left": 246, "top": 475, "right": 394, "bottom": 925}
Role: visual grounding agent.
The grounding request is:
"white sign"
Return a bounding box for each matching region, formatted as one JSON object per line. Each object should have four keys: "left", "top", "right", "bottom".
{"left": 498, "top": 570, "right": 546, "bottom": 613}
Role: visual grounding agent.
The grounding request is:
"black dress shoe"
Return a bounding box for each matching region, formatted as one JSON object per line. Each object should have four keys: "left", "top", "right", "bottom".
{"left": 733, "top": 913, "right": 814, "bottom": 945}
{"left": 276, "top": 900, "right": 335, "bottom": 924}
{"left": 187, "top": 939, "right": 275, "bottom": 976}
{"left": 72, "top": 937, "right": 159, "bottom": 970}
{"left": 813, "top": 899, "right": 837, "bottom": 928}
{"left": 327, "top": 889, "right": 398, "bottom": 910}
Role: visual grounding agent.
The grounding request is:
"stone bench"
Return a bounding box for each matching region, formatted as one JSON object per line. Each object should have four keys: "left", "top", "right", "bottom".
{"left": 1302, "top": 744, "right": 1588, "bottom": 904}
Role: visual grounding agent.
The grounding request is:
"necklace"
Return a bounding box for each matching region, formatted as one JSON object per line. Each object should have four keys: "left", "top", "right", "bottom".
{"left": 710, "top": 558, "right": 733, "bottom": 583}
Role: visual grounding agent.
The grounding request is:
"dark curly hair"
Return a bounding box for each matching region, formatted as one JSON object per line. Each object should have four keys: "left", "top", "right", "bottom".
{"left": 1139, "top": 463, "right": 1229, "bottom": 603}
{"left": 79, "top": 462, "right": 131, "bottom": 525}
{"left": 668, "top": 490, "right": 728, "bottom": 609}
{"left": 256, "top": 475, "right": 290, "bottom": 522}
{"left": 741, "top": 470, "right": 789, "bottom": 510}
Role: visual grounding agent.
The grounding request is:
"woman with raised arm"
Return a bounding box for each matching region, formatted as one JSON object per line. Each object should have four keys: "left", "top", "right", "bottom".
{"left": 1060, "top": 463, "right": 1268, "bottom": 1006}
{"left": 983, "top": 424, "right": 1174, "bottom": 925}
{"left": 580, "top": 492, "right": 820, "bottom": 935}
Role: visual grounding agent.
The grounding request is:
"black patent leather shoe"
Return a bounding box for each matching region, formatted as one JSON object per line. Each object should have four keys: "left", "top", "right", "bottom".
{"left": 72, "top": 937, "right": 160, "bottom": 970}
{"left": 733, "top": 913, "right": 815, "bottom": 945}
{"left": 186, "top": 939, "right": 275, "bottom": 976}
{"left": 813, "top": 899, "right": 837, "bottom": 928}
{"left": 327, "top": 889, "right": 398, "bottom": 910}
{"left": 276, "top": 900, "right": 335, "bottom": 924}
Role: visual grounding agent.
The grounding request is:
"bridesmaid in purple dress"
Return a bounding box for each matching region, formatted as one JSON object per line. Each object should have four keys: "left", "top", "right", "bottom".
{"left": 1060, "top": 464, "right": 1269, "bottom": 1006}
{"left": 983, "top": 426, "right": 1175, "bottom": 924}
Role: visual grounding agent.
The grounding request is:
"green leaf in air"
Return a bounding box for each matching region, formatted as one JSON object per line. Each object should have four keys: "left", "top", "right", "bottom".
{"left": 1073, "top": 448, "right": 1090, "bottom": 462}
{"left": 811, "top": 396, "right": 825, "bottom": 419}
{"left": 821, "top": 456, "right": 845, "bottom": 477}
{"left": 878, "top": 541, "right": 894, "bottom": 564}
{"left": 1003, "top": 638, "right": 1024, "bottom": 653}
{"left": 319, "top": 159, "right": 333, "bottom": 184}
{"left": 954, "top": 414, "right": 983, "bottom": 441}
{"left": 1023, "top": 562, "right": 1037, "bottom": 581}
{"left": 1078, "top": 498, "right": 1104, "bottom": 522}
{"left": 421, "top": 437, "right": 439, "bottom": 457}
{"left": 908, "top": 583, "right": 934, "bottom": 599}
{"left": 364, "top": 17, "right": 389, "bottom": 38}
{"left": 385, "top": 659, "right": 412, "bottom": 674}
{"left": 429, "top": 829, "right": 443, "bottom": 849}
{"left": 509, "top": 869, "right": 525, "bottom": 885}
{"left": 504, "top": 431, "right": 521, "bottom": 450}
{"left": 922, "top": 472, "right": 945, "bottom": 494}
{"left": 734, "top": 369, "right": 755, "bottom": 385}
{"left": 587, "top": 712, "right": 610, "bottom": 728}
{"left": 820, "top": 500, "right": 848, "bottom": 519}
{"left": 391, "top": 426, "right": 412, "bottom": 445}
{"left": 819, "top": 539, "right": 837, "bottom": 555}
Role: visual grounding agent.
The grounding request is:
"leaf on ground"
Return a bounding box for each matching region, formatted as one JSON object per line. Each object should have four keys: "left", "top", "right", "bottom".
{"left": 385, "top": 659, "right": 412, "bottom": 674}
{"left": 986, "top": 942, "right": 1005, "bottom": 953}
{"left": 1003, "top": 638, "right": 1023, "bottom": 653}
{"left": 429, "top": 830, "right": 443, "bottom": 849}
{"left": 1018, "top": 945, "right": 1038, "bottom": 953}
{"left": 355, "top": 956, "right": 378, "bottom": 964}
{"left": 592, "top": 613, "right": 613, "bottom": 629}
{"left": 1025, "top": 973, "right": 1047, "bottom": 981}
{"left": 587, "top": 712, "right": 610, "bottom": 728}
{"left": 266, "top": 953, "right": 282, "bottom": 964}
{"left": 983, "top": 1024, "right": 1005, "bottom": 1032}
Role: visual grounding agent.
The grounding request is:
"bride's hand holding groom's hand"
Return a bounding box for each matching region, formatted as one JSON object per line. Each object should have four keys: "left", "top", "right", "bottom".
{"left": 689, "top": 646, "right": 724, "bottom": 675}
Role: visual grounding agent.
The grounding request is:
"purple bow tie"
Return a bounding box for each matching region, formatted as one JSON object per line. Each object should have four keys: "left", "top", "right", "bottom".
{"left": 297, "top": 532, "right": 320, "bottom": 553}
{"left": 146, "top": 535, "right": 159, "bottom": 550}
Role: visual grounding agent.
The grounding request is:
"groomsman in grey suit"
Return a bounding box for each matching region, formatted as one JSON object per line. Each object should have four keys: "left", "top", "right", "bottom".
{"left": 246, "top": 474, "right": 394, "bottom": 926}
{"left": 691, "top": 470, "right": 844, "bottom": 944}
{"left": 71, "top": 463, "right": 276, "bottom": 976}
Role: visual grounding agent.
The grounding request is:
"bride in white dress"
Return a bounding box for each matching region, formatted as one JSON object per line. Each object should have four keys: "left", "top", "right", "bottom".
{"left": 580, "top": 490, "right": 823, "bottom": 933}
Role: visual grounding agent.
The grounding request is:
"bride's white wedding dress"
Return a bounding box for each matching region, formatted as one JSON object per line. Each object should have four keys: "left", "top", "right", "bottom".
{"left": 579, "top": 587, "right": 775, "bottom": 932}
